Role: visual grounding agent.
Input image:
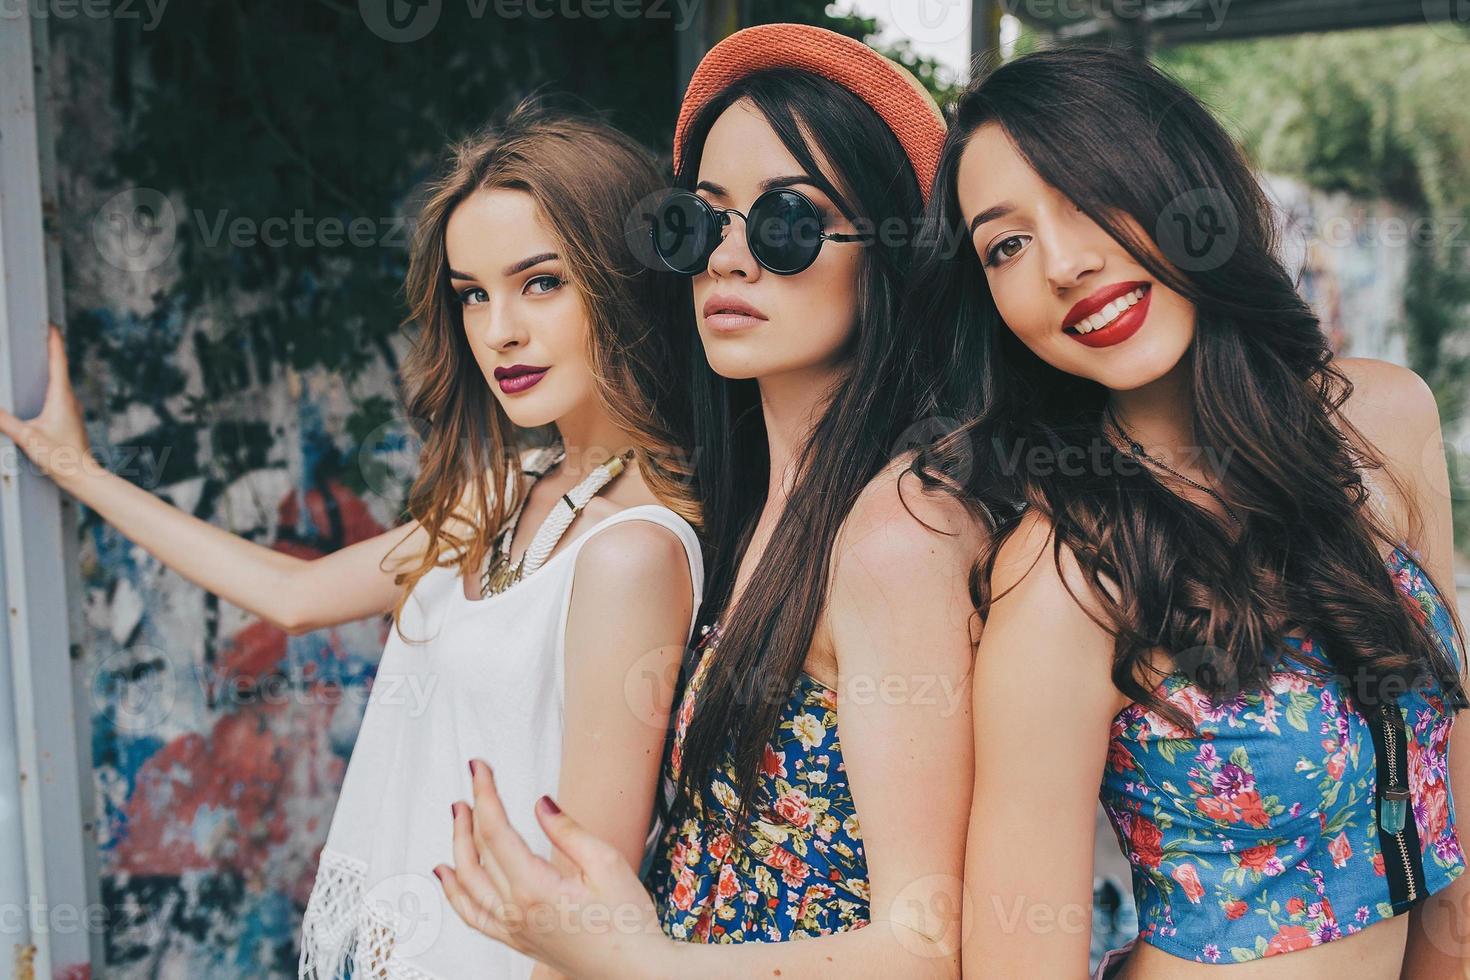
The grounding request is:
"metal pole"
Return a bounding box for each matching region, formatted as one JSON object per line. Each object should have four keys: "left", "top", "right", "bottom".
{"left": 0, "top": 9, "right": 95, "bottom": 980}
{"left": 970, "top": 0, "right": 1002, "bottom": 78}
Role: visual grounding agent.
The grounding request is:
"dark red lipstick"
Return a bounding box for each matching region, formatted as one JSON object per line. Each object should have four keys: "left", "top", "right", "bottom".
{"left": 493, "top": 363, "right": 550, "bottom": 394}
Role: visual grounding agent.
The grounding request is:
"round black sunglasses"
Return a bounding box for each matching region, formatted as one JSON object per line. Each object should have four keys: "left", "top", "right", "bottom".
{"left": 648, "top": 188, "right": 867, "bottom": 276}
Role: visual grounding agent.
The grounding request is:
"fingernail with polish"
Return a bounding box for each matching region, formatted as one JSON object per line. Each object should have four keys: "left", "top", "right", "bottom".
{"left": 538, "top": 795, "right": 561, "bottom": 815}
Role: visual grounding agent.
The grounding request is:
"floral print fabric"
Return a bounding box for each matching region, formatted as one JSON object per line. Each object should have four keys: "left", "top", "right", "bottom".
{"left": 1100, "top": 546, "right": 1465, "bottom": 963}
{"left": 645, "top": 622, "right": 870, "bottom": 942}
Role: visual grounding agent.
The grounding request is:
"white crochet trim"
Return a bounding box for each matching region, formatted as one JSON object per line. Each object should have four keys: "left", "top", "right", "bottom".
{"left": 299, "top": 849, "right": 439, "bottom": 980}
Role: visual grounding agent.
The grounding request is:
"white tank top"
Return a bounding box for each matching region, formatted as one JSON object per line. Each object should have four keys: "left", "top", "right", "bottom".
{"left": 298, "top": 457, "right": 704, "bottom": 979}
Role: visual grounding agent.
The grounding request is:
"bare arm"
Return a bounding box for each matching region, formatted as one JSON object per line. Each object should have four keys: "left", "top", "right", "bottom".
{"left": 962, "top": 510, "right": 1125, "bottom": 979}
{"left": 527, "top": 518, "right": 696, "bottom": 980}
{"left": 664, "top": 461, "right": 982, "bottom": 979}
{"left": 1335, "top": 358, "right": 1469, "bottom": 975}
{"left": 0, "top": 323, "right": 435, "bottom": 634}
{"left": 553, "top": 519, "right": 694, "bottom": 870}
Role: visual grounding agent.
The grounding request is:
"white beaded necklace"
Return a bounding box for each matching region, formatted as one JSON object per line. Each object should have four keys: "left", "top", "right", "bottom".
{"left": 479, "top": 444, "right": 635, "bottom": 597}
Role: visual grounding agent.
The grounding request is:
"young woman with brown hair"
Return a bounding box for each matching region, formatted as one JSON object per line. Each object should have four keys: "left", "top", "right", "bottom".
{"left": 0, "top": 100, "right": 706, "bottom": 980}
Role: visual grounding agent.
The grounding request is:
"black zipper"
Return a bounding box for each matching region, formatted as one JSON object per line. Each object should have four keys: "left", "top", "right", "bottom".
{"left": 1368, "top": 700, "right": 1427, "bottom": 912}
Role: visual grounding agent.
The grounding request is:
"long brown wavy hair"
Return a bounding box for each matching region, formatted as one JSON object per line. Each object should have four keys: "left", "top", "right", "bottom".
{"left": 383, "top": 97, "right": 699, "bottom": 638}
{"left": 911, "top": 48, "right": 1466, "bottom": 725}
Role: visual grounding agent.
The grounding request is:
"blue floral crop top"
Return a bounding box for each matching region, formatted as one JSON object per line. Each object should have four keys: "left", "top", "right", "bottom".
{"left": 644, "top": 621, "right": 870, "bottom": 943}
{"left": 1100, "top": 546, "right": 1465, "bottom": 963}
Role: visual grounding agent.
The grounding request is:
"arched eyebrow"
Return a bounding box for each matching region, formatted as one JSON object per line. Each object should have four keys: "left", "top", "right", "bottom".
{"left": 447, "top": 252, "right": 559, "bottom": 281}
{"left": 696, "top": 174, "right": 826, "bottom": 198}
{"left": 969, "top": 202, "right": 1016, "bottom": 236}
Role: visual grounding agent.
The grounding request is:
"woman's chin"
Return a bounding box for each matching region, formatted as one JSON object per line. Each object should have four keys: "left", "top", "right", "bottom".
{"left": 493, "top": 392, "right": 560, "bottom": 430}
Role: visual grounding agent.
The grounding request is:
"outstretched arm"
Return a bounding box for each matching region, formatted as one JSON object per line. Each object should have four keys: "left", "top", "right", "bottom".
{"left": 0, "top": 322, "right": 436, "bottom": 634}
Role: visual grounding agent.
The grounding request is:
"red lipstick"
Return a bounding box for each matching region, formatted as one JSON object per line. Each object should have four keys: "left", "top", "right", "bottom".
{"left": 1062, "top": 281, "right": 1151, "bottom": 349}
{"left": 493, "top": 363, "right": 550, "bottom": 394}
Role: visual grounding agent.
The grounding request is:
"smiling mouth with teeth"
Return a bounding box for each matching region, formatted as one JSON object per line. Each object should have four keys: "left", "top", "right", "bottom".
{"left": 1066, "top": 287, "right": 1148, "bottom": 335}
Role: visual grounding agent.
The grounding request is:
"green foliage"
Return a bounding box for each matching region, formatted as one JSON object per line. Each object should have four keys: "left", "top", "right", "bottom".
{"left": 102, "top": 0, "right": 681, "bottom": 386}
{"left": 1157, "top": 25, "right": 1470, "bottom": 549}
{"left": 1157, "top": 25, "right": 1470, "bottom": 218}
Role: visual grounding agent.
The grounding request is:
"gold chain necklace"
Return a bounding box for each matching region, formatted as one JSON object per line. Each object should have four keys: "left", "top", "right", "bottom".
{"left": 480, "top": 446, "right": 635, "bottom": 597}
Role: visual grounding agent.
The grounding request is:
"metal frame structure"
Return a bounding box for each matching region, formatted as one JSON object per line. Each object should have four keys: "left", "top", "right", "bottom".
{"left": 1000, "top": 0, "right": 1468, "bottom": 53}
{"left": 0, "top": 10, "right": 97, "bottom": 980}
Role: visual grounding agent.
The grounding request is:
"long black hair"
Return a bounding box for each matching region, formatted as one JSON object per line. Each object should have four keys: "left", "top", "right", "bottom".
{"left": 668, "top": 68, "right": 972, "bottom": 831}
{"left": 913, "top": 47, "right": 1466, "bottom": 724}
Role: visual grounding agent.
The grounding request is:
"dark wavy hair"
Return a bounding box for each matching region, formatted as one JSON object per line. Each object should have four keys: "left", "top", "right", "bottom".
{"left": 911, "top": 47, "right": 1466, "bottom": 725}
{"left": 667, "top": 68, "right": 975, "bottom": 832}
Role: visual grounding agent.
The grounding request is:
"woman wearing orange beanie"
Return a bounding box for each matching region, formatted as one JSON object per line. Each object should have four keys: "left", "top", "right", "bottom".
{"left": 436, "top": 23, "right": 984, "bottom": 979}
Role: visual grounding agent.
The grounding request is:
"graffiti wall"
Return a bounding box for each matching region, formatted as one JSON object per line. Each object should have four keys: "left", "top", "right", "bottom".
{"left": 53, "top": 15, "right": 417, "bottom": 979}
{"left": 44, "top": 10, "right": 1432, "bottom": 979}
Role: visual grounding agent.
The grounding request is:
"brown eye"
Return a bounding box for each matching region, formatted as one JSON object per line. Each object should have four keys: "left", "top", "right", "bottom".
{"left": 986, "top": 235, "right": 1029, "bottom": 266}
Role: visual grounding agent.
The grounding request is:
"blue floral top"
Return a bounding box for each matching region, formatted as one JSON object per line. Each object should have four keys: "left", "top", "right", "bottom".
{"left": 1100, "top": 546, "right": 1465, "bottom": 963}
{"left": 644, "top": 621, "right": 870, "bottom": 942}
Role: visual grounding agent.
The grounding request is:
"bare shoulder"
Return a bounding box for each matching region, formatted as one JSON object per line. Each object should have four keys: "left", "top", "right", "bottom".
{"left": 833, "top": 450, "right": 987, "bottom": 571}
{"left": 982, "top": 508, "right": 1126, "bottom": 713}
{"left": 990, "top": 508, "right": 1110, "bottom": 622}
{"left": 1331, "top": 357, "right": 1447, "bottom": 542}
{"left": 572, "top": 514, "right": 692, "bottom": 590}
{"left": 1334, "top": 357, "right": 1442, "bottom": 451}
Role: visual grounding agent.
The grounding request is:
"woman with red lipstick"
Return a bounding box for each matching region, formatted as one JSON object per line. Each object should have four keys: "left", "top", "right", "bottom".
{"left": 914, "top": 48, "right": 1469, "bottom": 978}
{"left": 434, "top": 24, "right": 985, "bottom": 980}
{"left": 0, "top": 102, "right": 707, "bottom": 980}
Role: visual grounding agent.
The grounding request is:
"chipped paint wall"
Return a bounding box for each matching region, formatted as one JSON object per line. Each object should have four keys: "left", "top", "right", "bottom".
{"left": 44, "top": 4, "right": 686, "bottom": 975}
{"left": 53, "top": 15, "right": 414, "bottom": 979}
